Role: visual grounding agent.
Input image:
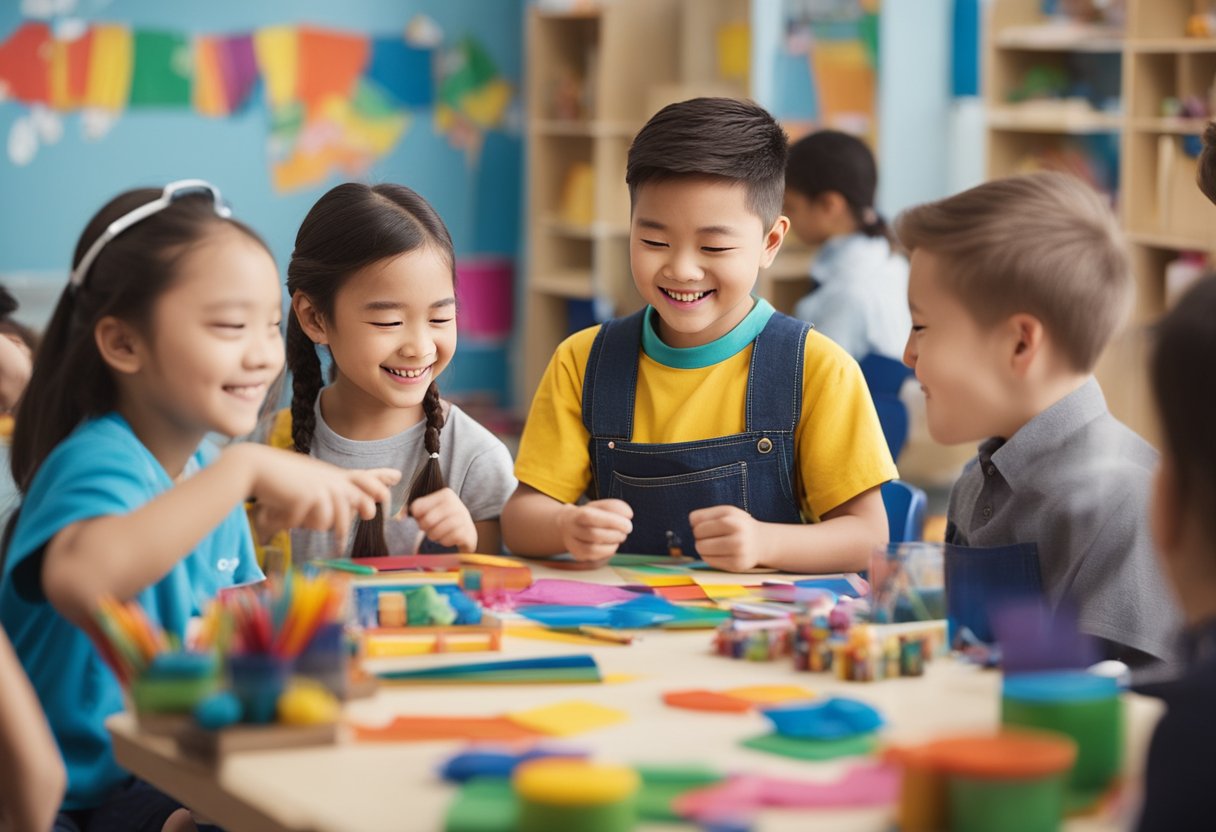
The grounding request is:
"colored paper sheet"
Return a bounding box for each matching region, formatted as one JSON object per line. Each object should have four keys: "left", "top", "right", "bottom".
{"left": 716, "top": 21, "right": 750, "bottom": 82}
{"left": 129, "top": 30, "right": 191, "bottom": 107}
{"left": 507, "top": 700, "right": 627, "bottom": 737}
{"left": 0, "top": 22, "right": 52, "bottom": 103}
{"left": 512, "top": 579, "right": 640, "bottom": 607}
{"left": 193, "top": 37, "right": 226, "bottom": 116}
{"left": 699, "top": 584, "right": 752, "bottom": 601}
{"left": 444, "top": 778, "right": 517, "bottom": 832}
{"left": 439, "top": 37, "right": 497, "bottom": 109}
{"left": 654, "top": 584, "right": 710, "bottom": 602}
{"left": 254, "top": 26, "right": 298, "bottom": 109}
{"left": 674, "top": 766, "right": 899, "bottom": 820}
{"left": 84, "top": 24, "right": 131, "bottom": 111}
{"left": 636, "top": 766, "right": 725, "bottom": 822}
{"left": 610, "top": 554, "right": 696, "bottom": 567}
{"left": 459, "top": 77, "right": 511, "bottom": 127}
{"left": 357, "top": 554, "right": 461, "bottom": 572}
{"left": 724, "top": 685, "right": 816, "bottom": 705}
{"left": 662, "top": 690, "right": 753, "bottom": 714}
{"left": 297, "top": 27, "right": 368, "bottom": 113}
{"left": 741, "top": 731, "right": 878, "bottom": 761}
{"left": 50, "top": 28, "right": 92, "bottom": 109}
{"left": 504, "top": 623, "right": 624, "bottom": 648}
{"left": 460, "top": 553, "right": 528, "bottom": 569}
{"left": 614, "top": 567, "right": 697, "bottom": 588}
{"left": 793, "top": 575, "right": 869, "bottom": 596}
{"left": 810, "top": 39, "right": 874, "bottom": 123}
{"left": 377, "top": 654, "right": 602, "bottom": 684}
{"left": 217, "top": 34, "right": 257, "bottom": 112}
{"left": 366, "top": 37, "right": 433, "bottom": 107}
{"left": 352, "top": 715, "right": 541, "bottom": 743}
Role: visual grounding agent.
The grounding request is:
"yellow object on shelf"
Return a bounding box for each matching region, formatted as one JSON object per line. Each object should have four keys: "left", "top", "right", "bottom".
{"left": 558, "top": 162, "right": 595, "bottom": 227}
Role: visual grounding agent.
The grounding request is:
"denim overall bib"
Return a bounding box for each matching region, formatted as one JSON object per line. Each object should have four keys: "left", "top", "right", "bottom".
{"left": 582, "top": 307, "right": 809, "bottom": 558}
{"left": 944, "top": 523, "right": 1044, "bottom": 644}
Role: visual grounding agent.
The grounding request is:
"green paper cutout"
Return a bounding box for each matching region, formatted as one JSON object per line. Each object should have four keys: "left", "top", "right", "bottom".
{"left": 130, "top": 30, "right": 192, "bottom": 107}
{"left": 636, "top": 765, "right": 723, "bottom": 821}
{"left": 444, "top": 778, "right": 517, "bottom": 832}
{"left": 741, "top": 731, "right": 879, "bottom": 761}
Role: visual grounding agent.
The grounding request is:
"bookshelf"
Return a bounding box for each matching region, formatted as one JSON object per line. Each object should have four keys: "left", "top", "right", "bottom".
{"left": 519, "top": 0, "right": 809, "bottom": 408}
{"left": 985, "top": 0, "right": 1216, "bottom": 440}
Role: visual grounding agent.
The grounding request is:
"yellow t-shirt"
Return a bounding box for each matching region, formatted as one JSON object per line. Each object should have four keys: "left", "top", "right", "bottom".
{"left": 515, "top": 307, "right": 897, "bottom": 521}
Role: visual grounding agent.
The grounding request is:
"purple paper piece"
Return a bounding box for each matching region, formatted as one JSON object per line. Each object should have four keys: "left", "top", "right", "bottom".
{"left": 511, "top": 579, "right": 641, "bottom": 607}
{"left": 218, "top": 34, "right": 258, "bottom": 112}
{"left": 992, "top": 598, "right": 1099, "bottom": 674}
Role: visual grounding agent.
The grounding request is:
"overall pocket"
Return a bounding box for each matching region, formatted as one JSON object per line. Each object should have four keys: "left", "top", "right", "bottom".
{"left": 609, "top": 462, "right": 748, "bottom": 557}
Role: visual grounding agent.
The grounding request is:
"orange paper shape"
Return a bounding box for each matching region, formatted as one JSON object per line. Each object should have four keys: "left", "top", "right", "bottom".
{"left": 352, "top": 715, "right": 542, "bottom": 743}
{"left": 663, "top": 689, "right": 753, "bottom": 713}
{"left": 0, "top": 22, "right": 52, "bottom": 104}
{"left": 723, "top": 685, "right": 816, "bottom": 705}
{"left": 297, "top": 27, "right": 369, "bottom": 115}
{"left": 655, "top": 585, "right": 711, "bottom": 602}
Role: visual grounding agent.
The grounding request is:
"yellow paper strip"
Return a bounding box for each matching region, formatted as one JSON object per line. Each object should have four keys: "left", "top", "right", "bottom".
{"left": 507, "top": 700, "right": 628, "bottom": 737}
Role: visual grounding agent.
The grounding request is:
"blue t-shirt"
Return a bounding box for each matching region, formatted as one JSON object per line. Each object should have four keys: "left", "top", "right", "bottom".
{"left": 0, "top": 412, "right": 262, "bottom": 810}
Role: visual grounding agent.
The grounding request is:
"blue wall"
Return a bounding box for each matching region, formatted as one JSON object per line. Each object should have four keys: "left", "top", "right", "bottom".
{"left": 0, "top": 0, "right": 523, "bottom": 402}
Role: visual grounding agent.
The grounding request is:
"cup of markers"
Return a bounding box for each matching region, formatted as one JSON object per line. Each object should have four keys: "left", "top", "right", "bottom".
{"left": 91, "top": 597, "right": 219, "bottom": 719}
{"left": 193, "top": 572, "right": 348, "bottom": 727}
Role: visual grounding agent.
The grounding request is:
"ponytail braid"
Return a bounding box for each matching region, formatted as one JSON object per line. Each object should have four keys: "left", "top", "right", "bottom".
{"left": 285, "top": 316, "right": 322, "bottom": 455}
{"left": 407, "top": 381, "right": 446, "bottom": 504}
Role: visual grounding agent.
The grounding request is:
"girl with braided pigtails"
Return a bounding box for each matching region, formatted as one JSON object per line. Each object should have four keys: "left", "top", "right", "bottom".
{"left": 255, "top": 183, "right": 516, "bottom": 563}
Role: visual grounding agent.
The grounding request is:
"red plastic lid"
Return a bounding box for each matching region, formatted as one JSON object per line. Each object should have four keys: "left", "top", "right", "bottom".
{"left": 890, "top": 730, "right": 1076, "bottom": 779}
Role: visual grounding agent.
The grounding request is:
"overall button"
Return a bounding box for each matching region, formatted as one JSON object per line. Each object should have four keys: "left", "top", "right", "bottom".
{"left": 982, "top": 505, "right": 993, "bottom": 519}
{"left": 607, "top": 441, "right": 615, "bottom": 449}
{"left": 757, "top": 437, "right": 773, "bottom": 454}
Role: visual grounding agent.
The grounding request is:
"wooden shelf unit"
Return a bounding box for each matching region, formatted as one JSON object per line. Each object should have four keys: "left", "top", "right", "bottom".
{"left": 520, "top": 0, "right": 767, "bottom": 407}
{"left": 986, "top": 0, "right": 1216, "bottom": 440}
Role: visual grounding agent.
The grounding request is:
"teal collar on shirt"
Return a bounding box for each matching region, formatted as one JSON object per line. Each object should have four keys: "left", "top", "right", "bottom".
{"left": 641, "top": 296, "right": 775, "bottom": 369}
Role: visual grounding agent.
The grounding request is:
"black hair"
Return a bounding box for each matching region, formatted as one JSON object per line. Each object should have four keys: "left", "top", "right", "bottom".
{"left": 11, "top": 188, "right": 268, "bottom": 492}
{"left": 1199, "top": 122, "right": 1216, "bottom": 206}
{"left": 285, "top": 183, "right": 455, "bottom": 558}
{"left": 786, "top": 129, "right": 897, "bottom": 247}
{"left": 626, "top": 97, "right": 788, "bottom": 230}
{"left": 1151, "top": 274, "right": 1216, "bottom": 543}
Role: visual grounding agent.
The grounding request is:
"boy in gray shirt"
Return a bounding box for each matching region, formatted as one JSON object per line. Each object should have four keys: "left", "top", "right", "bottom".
{"left": 896, "top": 171, "right": 1180, "bottom": 664}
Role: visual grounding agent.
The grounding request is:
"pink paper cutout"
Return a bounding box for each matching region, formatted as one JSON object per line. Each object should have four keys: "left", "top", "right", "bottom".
{"left": 674, "top": 765, "right": 900, "bottom": 820}
{"left": 510, "top": 579, "right": 641, "bottom": 607}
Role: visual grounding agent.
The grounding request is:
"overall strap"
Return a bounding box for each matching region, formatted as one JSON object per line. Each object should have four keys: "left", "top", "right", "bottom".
{"left": 745, "top": 312, "right": 810, "bottom": 433}
{"left": 581, "top": 308, "right": 646, "bottom": 441}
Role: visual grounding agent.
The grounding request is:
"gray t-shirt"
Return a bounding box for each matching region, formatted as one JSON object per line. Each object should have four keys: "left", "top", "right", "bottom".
{"left": 259, "top": 398, "right": 516, "bottom": 562}
{"left": 946, "top": 377, "right": 1180, "bottom": 662}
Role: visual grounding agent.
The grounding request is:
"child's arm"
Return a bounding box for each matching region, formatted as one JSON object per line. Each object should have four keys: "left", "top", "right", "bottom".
{"left": 0, "top": 628, "right": 65, "bottom": 832}
{"left": 42, "top": 444, "right": 399, "bottom": 624}
{"left": 691, "top": 485, "right": 887, "bottom": 573}
{"left": 501, "top": 483, "right": 633, "bottom": 562}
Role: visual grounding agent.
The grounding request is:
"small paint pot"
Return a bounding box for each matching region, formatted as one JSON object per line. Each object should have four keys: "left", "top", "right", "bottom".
{"left": 1001, "top": 671, "right": 1122, "bottom": 793}
{"left": 514, "top": 758, "right": 638, "bottom": 832}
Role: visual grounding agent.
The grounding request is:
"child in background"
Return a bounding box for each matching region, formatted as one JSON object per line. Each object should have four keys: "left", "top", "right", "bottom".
{"left": 784, "top": 130, "right": 910, "bottom": 362}
{"left": 503, "top": 98, "right": 894, "bottom": 572}
{"left": 1135, "top": 274, "right": 1216, "bottom": 830}
{"left": 0, "top": 181, "right": 397, "bottom": 828}
{"left": 0, "top": 625, "right": 64, "bottom": 832}
{"left": 0, "top": 285, "right": 33, "bottom": 419}
{"left": 898, "top": 171, "right": 1179, "bottom": 664}
{"left": 267, "top": 182, "right": 516, "bottom": 561}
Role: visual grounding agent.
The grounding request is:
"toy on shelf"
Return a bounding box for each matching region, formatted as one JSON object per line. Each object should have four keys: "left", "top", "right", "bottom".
{"left": 1188, "top": 0, "right": 1216, "bottom": 36}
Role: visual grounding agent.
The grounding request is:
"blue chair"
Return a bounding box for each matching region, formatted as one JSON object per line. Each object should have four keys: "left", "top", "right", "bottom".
{"left": 882, "top": 479, "right": 927, "bottom": 543}
{"left": 859, "top": 353, "right": 915, "bottom": 461}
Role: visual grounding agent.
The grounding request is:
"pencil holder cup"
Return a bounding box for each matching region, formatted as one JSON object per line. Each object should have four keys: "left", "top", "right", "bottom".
{"left": 869, "top": 542, "right": 946, "bottom": 623}
{"left": 294, "top": 622, "right": 348, "bottom": 699}
{"left": 227, "top": 653, "right": 292, "bottom": 724}
{"left": 130, "top": 652, "right": 220, "bottom": 715}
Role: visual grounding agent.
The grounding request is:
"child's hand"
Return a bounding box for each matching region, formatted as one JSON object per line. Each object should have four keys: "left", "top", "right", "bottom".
{"left": 407, "top": 487, "right": 478, "bottom": 552}
{"left": 690, "top": 505, "right": 763, "bottom": 572}
{"left": 556, "top": 499, "right": 633, "bottom": 563}
{"left": 241, "top": 445, "right": 400, "bottom": 544}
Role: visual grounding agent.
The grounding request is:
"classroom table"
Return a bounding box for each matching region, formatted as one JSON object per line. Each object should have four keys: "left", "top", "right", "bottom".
{"left": 108, "top": 561, "right": 1163, "bottom": 832}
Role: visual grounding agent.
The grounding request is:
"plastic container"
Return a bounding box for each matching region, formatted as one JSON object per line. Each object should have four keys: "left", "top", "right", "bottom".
{"left": 294, "top": 622, "right": 348, "bottom": 699}
{"left": 869, "top": 542, "right": 946, "bottom": 623}
{"left": 130, "top": 652, "right": 219, "bottom": 715}
{"left": 888, "top": 731, "right": 1075, "bottom": 832}
{"left": 514, "top": 758, "right": 638, "bottom": 832}
{"left": 456, "top": 257, "right": 514, "bottom": 340}
{"left": 1001, "top": 671, "right": 1123, "bottom": 792}
{"left": 227, "top": 653, "right": 292, "bottom": 724}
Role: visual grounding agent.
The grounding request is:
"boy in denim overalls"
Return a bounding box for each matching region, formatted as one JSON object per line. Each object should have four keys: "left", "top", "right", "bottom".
{"left": 503, "top": 98, "right": 896, "bottom": 572}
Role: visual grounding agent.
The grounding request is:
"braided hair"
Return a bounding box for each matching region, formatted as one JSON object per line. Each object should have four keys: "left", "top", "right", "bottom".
{"left": 285, "top": 183, "right": 456, "bottom": 558}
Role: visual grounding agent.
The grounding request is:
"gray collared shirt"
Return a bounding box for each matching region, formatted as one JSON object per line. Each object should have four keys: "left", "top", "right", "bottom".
{"left": 947, "top": 377, "right": 1181, "bottom": 661}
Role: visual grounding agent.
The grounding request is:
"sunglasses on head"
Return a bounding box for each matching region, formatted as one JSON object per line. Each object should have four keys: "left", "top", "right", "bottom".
{"left": 69, "top": 179, "right": 233, "bottom": 289}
